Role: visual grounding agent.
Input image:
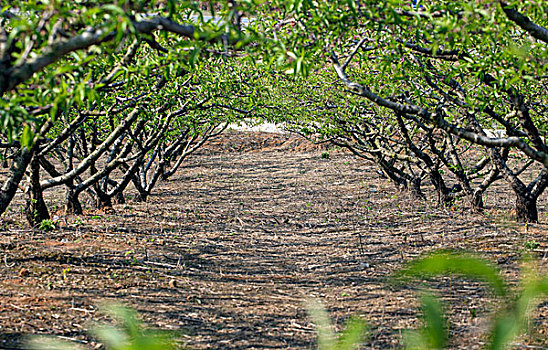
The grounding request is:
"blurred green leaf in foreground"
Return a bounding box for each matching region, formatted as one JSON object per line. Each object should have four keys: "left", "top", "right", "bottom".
{"left": 28, "top": 304, "right": 177, "bottom": 350}
{"left": 311, "top": 250, "right": 547, "bottom": 350}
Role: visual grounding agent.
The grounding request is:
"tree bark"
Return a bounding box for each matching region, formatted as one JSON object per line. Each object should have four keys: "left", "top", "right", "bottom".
{"left": 131, "top": 171, "right": 151, "bottom": 202}
{"left": 0, "top": 121, "right": 51, "bottom": 216}
{"left": 25, "top": 154, "right": 50, "bottom": 226}
{"left": 409, "top": 176, "right": 426, "bottom": 200}
{"left": 470, "top": 190, "right": 484, "bottom": 212}
{"left": 428, "top": 170, "right": 453, "bottom": 206}
{"left": 134, "top": 191, "right": 149, "bottom": 202}
{"left": 515, "top": 193, "right": 538, "bottom": 223}
{"left": 113, "top": 192, "right": 125, "bottom": 204}
{"left": 0, "top": 147, "right": 33, "bottom": 215}
{"left": 65, "top": 188, "right": 83, "bottom": 215}
{"left": 93, "top": 185, "right": 113, "bottom": 209}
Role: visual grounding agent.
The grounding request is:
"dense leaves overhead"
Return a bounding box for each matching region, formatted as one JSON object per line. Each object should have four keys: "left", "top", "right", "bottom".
{"left": 247, "top": 0, "right": 548, "bottom": 222}
{"left": 3, "top": 0, "right": 548, "bottom": 223}
{"left": 0, "top": 1, "right": 262, "bottom": 222}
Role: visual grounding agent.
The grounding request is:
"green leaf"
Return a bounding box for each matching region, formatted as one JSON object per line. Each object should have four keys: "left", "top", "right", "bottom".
{"left": 337, "top": 316, "right": 368, "bottom": 350}
{"left": 421, "top": 294, "right": 447, "bottom": 349}
{"left": 20, "top": 125, "right": 34, "bottom": 148}
{"left": 27, "top": 338, "right": 80, "bottom": 350}
{"left": 307, "top": 299, "right": 367, "bottom": 350}
{"left": 393, "top": 251, "right": 507, "bottom": 297}
{"left": 307, "top": 300, "right": 337, "bottom": 350}
{"left": 489, "top": 264, "right": 548, "bottom": 350}
{"left": 101, "top": 4, "right": 126, "bottom": 15}
{"left": 404, "top": 293, "right": 447, "bottom": 350}
{"left": 93, "top": 326, "right": 130, "bottom": 350}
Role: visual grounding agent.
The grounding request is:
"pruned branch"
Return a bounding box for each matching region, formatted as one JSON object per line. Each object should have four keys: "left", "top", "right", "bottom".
{"left": 499, "top": 1, "right": 548, "bottom": 44}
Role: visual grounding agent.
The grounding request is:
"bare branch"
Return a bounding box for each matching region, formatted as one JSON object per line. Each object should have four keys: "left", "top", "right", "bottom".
{"left": 329, "top": 52, "right": 426, "bottom": 116}
{"left": 499, "top": 1, "right": 548, "bottom": 44}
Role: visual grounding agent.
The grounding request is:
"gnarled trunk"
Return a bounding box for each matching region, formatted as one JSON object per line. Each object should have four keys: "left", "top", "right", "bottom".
{"left": 65, "top": 188, "right": 83, "bottom": 215}
{"left": 429, "top": 170, "right": 453, "bottom": 206}
{"left": 515, "top": 194, "right": 538, "bottom": 223}
{"left": 0, "top": 147, "right": 34, "bottom": 215}
{"left": 113, "top": 192, "right": 125, "bottom": 204}
{"left": 470, "top": 190, "right": 484, "bottom": 212}
{"left": 409, "top": 176, "right": 426, "bottom": 200}
{"left": 25, "top": 154, "right": 50, "bottom": 226}
{"left": 93, "top": 187, "right": 113, "bottom": 209}
{"left": 134, "top": 190, "right": 149, "bottom": 203}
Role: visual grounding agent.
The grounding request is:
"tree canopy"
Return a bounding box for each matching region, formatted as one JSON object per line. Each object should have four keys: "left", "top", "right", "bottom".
{"left": 2, "top": 0, "right": 548, "bottom": 222}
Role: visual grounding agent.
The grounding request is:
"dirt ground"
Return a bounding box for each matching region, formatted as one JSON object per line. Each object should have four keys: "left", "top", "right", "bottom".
{"left": 0, "top": 131, "right": 547, "bottom": 349}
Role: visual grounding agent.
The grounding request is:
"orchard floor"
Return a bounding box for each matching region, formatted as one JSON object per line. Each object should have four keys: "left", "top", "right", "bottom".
{"left": 0, "top": 131, "right": 547, "bottom": 349}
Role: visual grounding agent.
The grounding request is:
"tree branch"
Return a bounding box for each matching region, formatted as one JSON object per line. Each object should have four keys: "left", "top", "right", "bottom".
{"left": 329, "top": 52, "right": 427, "bottom": 116}
{"left": 1, "top": 16, "right": 231, "bottom": 94}
{"left": 499, "top": 1, "right": 548, "bottom": 44}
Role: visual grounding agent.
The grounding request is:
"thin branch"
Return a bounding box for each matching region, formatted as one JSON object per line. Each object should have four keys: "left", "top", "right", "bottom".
{"left": 2, "top": 16, "right": 233, "bottom": 94}
{"left": 342, "top": 37, "right": 369, "bottom": 71}
{"left": 499, "top": 1, "right": 548, "bottom": 44}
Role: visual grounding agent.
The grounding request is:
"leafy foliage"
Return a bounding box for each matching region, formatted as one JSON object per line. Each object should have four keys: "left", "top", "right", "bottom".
{"left": 38, "top": 218, "right": 56, "bottom": 232}
{"left": 394, "top": 251, "right": 507, "bottom": 297}
{"left": 0, "top": 1, "right": 261, "bottom": 222}
{"left": 307, "top": 300, "right": 368, "bottom": 350}
{"left": 403, "top": 294, "right": 447, "bottom": 350}
{"left": 28, "top": 304, "right": 176, "bottom": 350}
{"left": 244, "top": 0, "right": 548, "bottom": 222}
{"left": 396, "top": 251, "right": 548, "bottom": 350}
{"left": 312, "top": 251, "right": 547, "bottom": 350}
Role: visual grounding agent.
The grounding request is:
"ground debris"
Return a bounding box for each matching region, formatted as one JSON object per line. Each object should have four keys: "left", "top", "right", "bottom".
{"left": 0, "top": 131, "right": 546, "bottom": 349}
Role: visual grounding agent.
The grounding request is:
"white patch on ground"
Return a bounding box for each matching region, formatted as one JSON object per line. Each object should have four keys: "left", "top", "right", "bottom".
{"left": 229, "top": 122, "right": 287, "bottom": 134}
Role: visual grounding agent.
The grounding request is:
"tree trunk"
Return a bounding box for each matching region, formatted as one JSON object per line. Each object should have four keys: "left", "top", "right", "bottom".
{"left": 94, "top": 189, "right": 113, "bottom": 209}
{"left": 515, "top": 194, "right": 538, "bottom": 223}
{"left": 0, "top": 122, "right": 51, "bottom": 216}
{"left": 470, "top": 190, "right": 484, "bottom": 212}
{"left": 113, "top": 192, "right": 125, "bottom": 204}
{"left": 25, "top": 154, "right": 50, "bottom": 226}
{"left": 134, "top": 191, "right": 149, "bottom": 202}
{"left": 65, "top": 188, "right": 83, "bottom": 215}
{"left": 0, "top": 147, "right": 34, "bottom": 215}
{"left": 409, "top": 177, "right": 426, "bottom": 200}
{"left": 429, "top": 170, "right": 453, "bottom": 206}
{"left": 131, "top": 174, "right": 149, "bottom": 202}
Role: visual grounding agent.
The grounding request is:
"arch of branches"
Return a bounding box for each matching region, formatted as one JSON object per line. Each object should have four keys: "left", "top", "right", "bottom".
{"left": 0, "top": 1, "right": 260, "bottom": 226}
{"left": 3, "top": 1, "right": 548, "bottom": 224}
{"left": 253, "top": 0, "right": 548, "bottom": 223}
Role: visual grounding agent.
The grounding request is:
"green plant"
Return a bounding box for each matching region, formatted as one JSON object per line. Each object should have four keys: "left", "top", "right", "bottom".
{"left": 61, "top": 267, "right": 70, "bottom": 280}
{"left": 524, "top": 240, "right": 539, "bottom": 250}
{"left": 404, "top": 294, "right": 447, "bottom": 350}
{"left": 393, "top": 251, "right": 548, "bottom": 350}
{"left": 320, "top": 151, "right": 330, "bottom": 159}
{"left": 307, "top": 300, "right": 368, "bottom": 350}
{"left": 28, "top": 304, "right": 176, "bottom": 350}
{"left": 311, "top": 251, "right": 547, "bottom": 350}
{"left": 124, "top": 250, "right": 139, "bottom": 265}
{"left": 39, "top": 219, "right": 56, "bottom": 232}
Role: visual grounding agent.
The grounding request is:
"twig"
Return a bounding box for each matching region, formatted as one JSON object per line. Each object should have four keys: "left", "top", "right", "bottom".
{"left": 143, "top": 260, "right": 179, "bottom": 269}
{"left": 511, "top": 344, "right": 548, "bottom": 350}
{"left": 342, "top": 37, "right": 369, "bottom": 71}
{"left": 69, "top": 307, "right": 95, "bottom": 314}
{"left": 4, "top": 255, "right": 15, "bottom": 267}
{"left": 56, "top": 335, "right": 89, "bottom": 344}
{"left": 9, "top": 303, "right": 26, "bottom": 311}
